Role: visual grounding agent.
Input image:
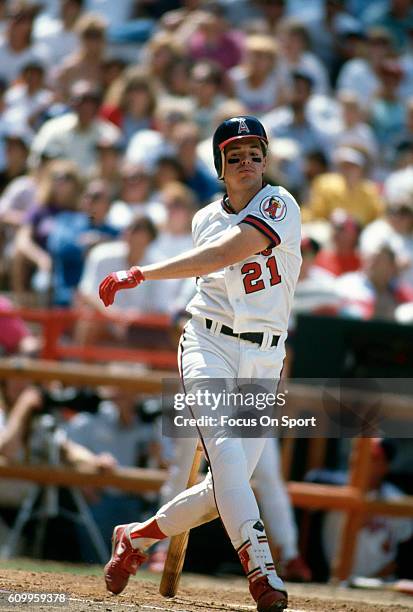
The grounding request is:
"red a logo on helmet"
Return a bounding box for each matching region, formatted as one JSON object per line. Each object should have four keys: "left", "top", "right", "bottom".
{"left": 238, "top": 118, "right": 250, "bottom": 134}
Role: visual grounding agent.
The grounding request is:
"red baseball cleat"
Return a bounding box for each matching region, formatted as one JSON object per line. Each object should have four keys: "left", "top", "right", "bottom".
{"left": 250, "top": 577, "right": 288, "bottom": 612}
{"left": 104, "top": 524, "right": 147, "bottom": 595}
{"left": 237, "top": 520, "right": 288, "bottom": 612}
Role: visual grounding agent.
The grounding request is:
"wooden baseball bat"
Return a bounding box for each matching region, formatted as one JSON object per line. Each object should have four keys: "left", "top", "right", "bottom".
{"left": 159, "top": 442, "right": 204, "bottom": 598}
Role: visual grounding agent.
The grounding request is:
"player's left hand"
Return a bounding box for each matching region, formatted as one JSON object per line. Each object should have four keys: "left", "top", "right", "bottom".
{"left": 99, "top": 266, "right": 145, "bottom": 307}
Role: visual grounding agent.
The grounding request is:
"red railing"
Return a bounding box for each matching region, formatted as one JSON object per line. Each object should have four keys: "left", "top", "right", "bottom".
{"left": 2, "top": 307, "right": 178, "bottom": 369}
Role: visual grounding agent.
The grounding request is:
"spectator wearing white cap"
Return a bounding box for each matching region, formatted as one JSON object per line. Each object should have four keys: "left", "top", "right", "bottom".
{"left": 360, "top": 166, "right": 413, "bottom": 288}
{"left": 304, "top": 145, "right": 384, "bottom": 226}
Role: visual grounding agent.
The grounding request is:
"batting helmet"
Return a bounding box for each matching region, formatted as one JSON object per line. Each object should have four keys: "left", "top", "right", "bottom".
{"left": 213, "top": 116, "right": 268, "bottom": 179}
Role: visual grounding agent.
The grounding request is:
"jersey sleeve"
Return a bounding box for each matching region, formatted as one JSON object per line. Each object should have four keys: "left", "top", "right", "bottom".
{"left": 239, "top": 187, "right": 300, "bottom": 248}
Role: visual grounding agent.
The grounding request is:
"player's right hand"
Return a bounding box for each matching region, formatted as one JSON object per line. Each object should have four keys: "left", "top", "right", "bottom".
{"left": 99, "top": 266, "right": 145, "bottom": 307}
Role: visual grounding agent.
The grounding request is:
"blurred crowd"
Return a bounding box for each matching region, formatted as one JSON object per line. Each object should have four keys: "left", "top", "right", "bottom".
{"left": 0, "top": 0, "right": 411, "bottom": 329}
{"left": 1, "top": 0, "right": 413, "bottom": 582}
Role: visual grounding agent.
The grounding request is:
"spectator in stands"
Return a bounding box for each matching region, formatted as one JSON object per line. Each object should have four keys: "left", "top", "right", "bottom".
{"left": 101, "top": 67, "right": 157, "bottom": 145}
{"left": 360, "top": 166, "right": 413, "bottom": 288}
{"left": 34, "top": 0, "right": 83, "bottom": 67}
{"left": 4, "top": 60, "right": 52, "bottom": 131}
{"left": 47, "top": 178, "right": 118, "bottom": 307}
{"left": 334, "top": 91, "right": 378, "bottom": 162}
{"left": 30, "top": 80, "right": 121, "bottom": 174}
{"left": 55, "top": 13, "right": 107, "bottom": 101}
{"left": 163, "top": 56, "right": 193, "bottom": 102}
{"left": 0, "top": 296, "right": 40, "bottom": 356}
{"left": 12, "top": 159, "right": 83, "bottom": 304}
{"left": 187, "top": 2, "right": 244, "bottom": 71}
{"left": 170, "top": 120, "right": 220, "bottom": 205}
{"left": 143, "top": 31, "right": 185, "bottom": 96}
{"left": 322, "top": 438, "right": 413, "bottom": 578}
{"left": 336, "top": 27, "right": 397, "bottom": 107}
{"left": 189, "top": 61, "right": 225, "bottom": 140}
{"left": 153, "top": 182, "right": 197, "bottom": 308}
{"left": 155, "top": 182, "right": 196, "bottom": 257}
{"left": 0, "top": 0, "right": 50, "bottom": 84}
{"left": 369, "top": 59, "right": 406, "bottom": 161}
{"left": 276, "top": 17, "right": 330, "bottom": 96}
{"left": 336, "top": 243, "right": 413, "bottom": 320}
{"left": 0, "top": 128, "right": 31, "bottom": 193}
{"left": 152, "top": 156, "right": 185, "bottom": 198}
{"left": 228, "top": 34, "right": 286, "bottom": 114}
{"left": 364, "top": 0, "right": 413, "bottom": 53}
{"left": 0, "top": 78, "right": 11, "bottom": 168}
{"left": 305, "top": 0, "right": 361, "bottom": 84}
{"left": 262, "top": 71, "right": 328, "bottom": 194}
{"left": 89, "top": 133, "right": 124, "bottom": 200}
{"left": 64, "top": 386, "right": 160, "bottom": 562}
{"left": 0, "top": 146, "right": 59, "bottom": 281}
{"left": 106, "top": 161, "right": 164, "bottom": 232}
{"left": 391, "top": 97, "right": 413, "bottom": 166}
{"left": 315, "top": 209, "right": 362, "bottom": 277}
{"left": 75, "top": 213, "right": 165, "bottom": 345}
{"left": 305, "top": 145, "right": 383, "bottom": 226}
{"left": 100, "top": 55, "right": 127, "bottom": 99}
{"left": 126, "top": 101, "right": 190, "bottom": 171}
{"left": 299, "top": 149, "right": 330, "bottom": 203}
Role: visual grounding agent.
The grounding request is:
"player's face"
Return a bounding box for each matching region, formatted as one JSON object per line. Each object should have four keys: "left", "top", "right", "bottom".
{"left": 223, "top": 138, "right": 266, "bottom": 188}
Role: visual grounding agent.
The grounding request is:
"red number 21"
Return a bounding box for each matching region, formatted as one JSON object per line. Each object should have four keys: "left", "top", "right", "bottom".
{"left": 241, "top": 255, "right": 281, "bottom": 294}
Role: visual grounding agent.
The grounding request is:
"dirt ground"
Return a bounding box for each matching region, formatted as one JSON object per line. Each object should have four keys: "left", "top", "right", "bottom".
{"left": 1, "top": 566, "right": 413, "bottom": 612}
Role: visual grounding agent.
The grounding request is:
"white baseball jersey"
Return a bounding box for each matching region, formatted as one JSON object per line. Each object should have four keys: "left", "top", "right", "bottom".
{"left": 187, "top": 183, "right": 302, "bottom": 334}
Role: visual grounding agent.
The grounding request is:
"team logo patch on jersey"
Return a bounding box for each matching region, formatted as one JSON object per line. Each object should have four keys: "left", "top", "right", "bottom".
{"left": 260, "top": 195, "right": 287, "bottom": 222}
{"left": 238, "top": 118, "right": 250, "bottom": 134}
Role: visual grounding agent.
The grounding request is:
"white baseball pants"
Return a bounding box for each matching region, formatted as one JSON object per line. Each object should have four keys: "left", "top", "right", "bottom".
{"left": 155, "top": 317, "right": 287, "bottom": 548}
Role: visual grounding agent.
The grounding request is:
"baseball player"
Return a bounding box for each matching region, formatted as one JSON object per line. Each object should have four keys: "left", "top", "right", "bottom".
{"left": 99, "top": 116, "right": 302, "bottom": 612}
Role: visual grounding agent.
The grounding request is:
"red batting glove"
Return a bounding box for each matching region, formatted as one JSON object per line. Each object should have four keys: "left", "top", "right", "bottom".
{"left": 98, "top": 266, "right": 145, "bottom": 307}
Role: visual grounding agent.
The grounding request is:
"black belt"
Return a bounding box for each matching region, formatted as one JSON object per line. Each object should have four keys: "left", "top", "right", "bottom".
{"left": 205, "top": 318, "right": 279, "bottom": 347}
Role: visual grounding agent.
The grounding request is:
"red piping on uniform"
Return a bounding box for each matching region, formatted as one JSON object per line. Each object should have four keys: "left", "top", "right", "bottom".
{"left": 241, "top": 214, "right": 281, "bottom": 246}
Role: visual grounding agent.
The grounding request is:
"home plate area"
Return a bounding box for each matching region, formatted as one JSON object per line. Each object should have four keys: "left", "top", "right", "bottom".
{"left": 0, "top": 569, "right": 413, "bottom": 612}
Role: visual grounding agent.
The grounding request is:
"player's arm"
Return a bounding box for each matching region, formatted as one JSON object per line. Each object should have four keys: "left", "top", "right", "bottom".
{"left": 99, "top": 224, "right": 270, "bottom": 306}
{"left": 143, "top": 224, "right": 269, "bottom": 279}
